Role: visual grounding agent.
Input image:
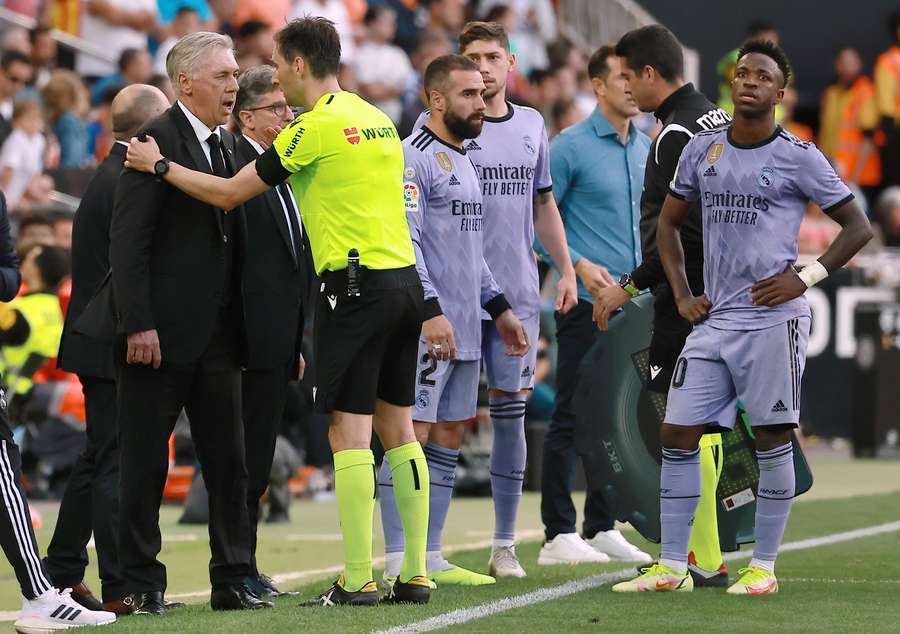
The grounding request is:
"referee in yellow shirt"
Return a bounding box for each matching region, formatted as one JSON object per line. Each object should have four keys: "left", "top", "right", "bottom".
{"left": 125, "top": 17, "right": 448, "bottom": 606}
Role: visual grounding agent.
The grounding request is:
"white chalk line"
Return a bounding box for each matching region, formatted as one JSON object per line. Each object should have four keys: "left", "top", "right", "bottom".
{"left": 165, "top": 529, "right": 545, "bottom": 599}
{"left": 0, "top": 531, "right": 543, "bottom": 621}
{"left": 372, "top": 519, "right": 900, "bottom": 634}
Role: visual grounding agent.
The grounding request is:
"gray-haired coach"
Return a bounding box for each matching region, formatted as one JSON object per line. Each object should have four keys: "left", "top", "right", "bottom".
{"left": 109, "top": 33, "right": 269, "bottom": 614}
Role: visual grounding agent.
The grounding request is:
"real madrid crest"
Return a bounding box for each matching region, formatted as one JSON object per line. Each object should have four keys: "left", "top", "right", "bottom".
{"left": 706, "top": 143, "right": 724, "bottom": 164}
{"left": 435, "top": 151, "right": 453, "bottom": 173}
{"left": 523, "top": 136, "right": 535, "bottom": 155}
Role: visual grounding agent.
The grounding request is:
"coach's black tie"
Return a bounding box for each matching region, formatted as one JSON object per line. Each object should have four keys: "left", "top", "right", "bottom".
{"left": 207, "top": 133, "right": 235, "bottom": 304}
{"left": 278, "top": 182, "right": 302, "bottom": 265}
{"left": 207, "top": 132, "right": 230, "bottom": 177}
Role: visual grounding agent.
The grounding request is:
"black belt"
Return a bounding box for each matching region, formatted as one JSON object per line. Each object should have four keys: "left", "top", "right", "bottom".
{"left": 320, "top": 265, "right": 420, "bottom": 295}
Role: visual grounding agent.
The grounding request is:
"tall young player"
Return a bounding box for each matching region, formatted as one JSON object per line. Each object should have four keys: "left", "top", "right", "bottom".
{"left": 614, "top": 41, "right": 872, "bottom": 595}
{"left": 453, "top": 21, "right": 578, "bottom": 578}
{"left": 596, "top": 25, "right": 732, "bottom": 585}
{"left": 379, "top": 54, "right": 530, "bottom": 590}
{"left": 398, "top": 22, "right": 577, "bottom": 580}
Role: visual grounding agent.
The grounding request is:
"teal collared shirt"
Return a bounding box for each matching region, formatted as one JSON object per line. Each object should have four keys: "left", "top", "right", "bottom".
{"left": 543, "top": 107, "right": 649, "bottom": 304}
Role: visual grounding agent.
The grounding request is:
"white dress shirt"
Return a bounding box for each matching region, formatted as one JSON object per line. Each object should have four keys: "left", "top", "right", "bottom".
{"left": 176, "top": 101, "right": 221, "bottom": 169}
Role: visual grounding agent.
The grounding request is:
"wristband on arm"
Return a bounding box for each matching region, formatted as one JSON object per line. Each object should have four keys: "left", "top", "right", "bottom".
{"left": 798, "top": 260, "right": 828, "bottom": 288}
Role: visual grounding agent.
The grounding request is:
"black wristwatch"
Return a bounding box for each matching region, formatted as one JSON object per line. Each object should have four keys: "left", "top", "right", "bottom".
{"left": 153, "top": 157, "right": 170, "bottom": 177}
{"left": 618, "top": 273, "right": 640, "bottom": 298}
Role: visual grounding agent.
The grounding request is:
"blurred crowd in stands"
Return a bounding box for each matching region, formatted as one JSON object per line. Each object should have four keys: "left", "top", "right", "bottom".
{"left": 0, "top": 1, "right": 899, "bottom": 500}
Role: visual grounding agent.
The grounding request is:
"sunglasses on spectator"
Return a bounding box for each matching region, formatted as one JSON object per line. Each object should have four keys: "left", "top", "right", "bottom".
{"left": 245, "top": 102, "right": 289, "bottom": 117}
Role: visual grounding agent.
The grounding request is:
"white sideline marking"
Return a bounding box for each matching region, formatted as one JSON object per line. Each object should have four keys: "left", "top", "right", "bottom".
{"left": 86, "top": 533, "right": 199, "bottom": 549}
{"left": 781, "top": 578, "right": 900, "bottom": 585}
{"left": 0, "top": 533, "right": 546, "bottom": 619}
{"left": 373, "top": 520, "right": 900, "bottom": 634}
{"left": 1, "top": 523, "right": 895, "bottom": 623}
{"left": 165, "top": 530, "right": 544, "bottom": 600}
{"left": 286, "top": 533, "right": 344, "bottom": 542}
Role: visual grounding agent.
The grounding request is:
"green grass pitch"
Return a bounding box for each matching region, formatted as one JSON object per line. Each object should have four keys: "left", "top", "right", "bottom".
{"left": 1, "top": 455, "right": 898, "bottom": 633}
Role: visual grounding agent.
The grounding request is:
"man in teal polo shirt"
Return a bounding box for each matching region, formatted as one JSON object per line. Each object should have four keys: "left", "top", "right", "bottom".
{"left": 536, "top": 45, "right": 652, "bottom": 566}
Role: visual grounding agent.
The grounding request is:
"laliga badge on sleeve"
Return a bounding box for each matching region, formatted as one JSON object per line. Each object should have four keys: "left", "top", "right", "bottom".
{"left": 403, "top": 181, "right": 419, "bottom": 212}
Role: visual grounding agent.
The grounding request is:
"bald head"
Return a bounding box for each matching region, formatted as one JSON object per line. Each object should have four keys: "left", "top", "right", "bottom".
{"left": 111, "top": 84, "right": 170, "bottom": 142}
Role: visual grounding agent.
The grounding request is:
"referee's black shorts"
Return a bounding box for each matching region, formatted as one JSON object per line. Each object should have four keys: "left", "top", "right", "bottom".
{"left": 314, "top": 265, "right": 424, "bottom": 415}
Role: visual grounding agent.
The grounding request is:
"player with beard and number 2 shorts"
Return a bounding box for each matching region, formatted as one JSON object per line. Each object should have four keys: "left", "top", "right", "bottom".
{"left": 414, "top": 21, "right": 578, "bottom": 579}
{"left": 613, "top": 41, "right": 872, "bottom": 596}
{"left": 378, "top": 54, "right": 531, "bottom": 590}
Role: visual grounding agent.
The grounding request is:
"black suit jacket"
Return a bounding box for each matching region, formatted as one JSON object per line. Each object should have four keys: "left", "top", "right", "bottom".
{"left": 57, "top": 143, "right": 125, "bottom": 379}
{"left": 109, "top": 104, "right": 247, "bottom": 366}
{"left": 237, "top": 136, "right": 314, "bottom": 374}
{"left": 0, "top": 193, "right": 20, "bottom": 301}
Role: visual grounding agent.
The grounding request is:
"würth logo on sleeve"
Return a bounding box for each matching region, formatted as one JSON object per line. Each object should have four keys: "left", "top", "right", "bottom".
{"left": 344, "top": 127, "right": 360, "bottom": 145}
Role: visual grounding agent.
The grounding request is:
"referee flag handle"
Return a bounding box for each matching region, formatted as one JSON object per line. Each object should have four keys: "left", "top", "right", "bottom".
{"left": 347, "top": 249, "right": 361, "bottom": 297}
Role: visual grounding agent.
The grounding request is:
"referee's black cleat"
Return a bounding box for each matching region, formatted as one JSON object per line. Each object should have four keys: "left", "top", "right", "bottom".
{"left": 299, "top": 576, "right": 379, "bottom": 607}
{"left": 381, "top": 576, "right": 432, "bottom": 605}
{"left": 687, "top": 553, "right": 729, "bottom": 588}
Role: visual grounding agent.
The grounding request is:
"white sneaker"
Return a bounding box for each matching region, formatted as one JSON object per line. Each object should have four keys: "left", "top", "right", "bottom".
{"left": 15, "top": 588, "right": 116, "bottom": 633}
{"left": 537, "top": 533, "right": 610, "bottom": 565}
{"left": 585, "top": 529, "right": 653, "bottom": 563}
{"left": 488, "top": 545, "right": 527, "bottom": 578}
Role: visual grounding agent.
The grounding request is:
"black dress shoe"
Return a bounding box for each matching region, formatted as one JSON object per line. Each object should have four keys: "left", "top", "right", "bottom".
{"left": 255, "top": 574, "right": 298, "bottom": 598}
{"left": 134, "top": 591, "right": 166, "bottom": 615}
{"left": 210, "top": 584, "right": 274, "bottom": 611}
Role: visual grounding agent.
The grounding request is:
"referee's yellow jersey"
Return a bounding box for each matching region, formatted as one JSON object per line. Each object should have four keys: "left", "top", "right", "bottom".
{"left": 256, "top": 91, "right": 416, "bottom": 275}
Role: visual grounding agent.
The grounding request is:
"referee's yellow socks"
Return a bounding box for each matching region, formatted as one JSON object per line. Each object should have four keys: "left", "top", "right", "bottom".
{"left": 688, "top": 433, "right": 725, "bottom": 571}
{"left": 334, "top": 448, "right": 376, "bottom": 591}
{"left": 385, "top": 441, "right": 430, "bottom": 582}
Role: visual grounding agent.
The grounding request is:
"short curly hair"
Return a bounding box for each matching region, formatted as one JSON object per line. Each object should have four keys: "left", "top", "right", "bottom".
{"left": 737, "top": 39, "right": 791, "bottom": 87}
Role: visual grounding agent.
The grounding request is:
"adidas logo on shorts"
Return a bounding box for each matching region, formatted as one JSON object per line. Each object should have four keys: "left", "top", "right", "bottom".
{"left": 771, "top": 400, "right": 788, "bottom": 413}
{"left": 449, "top": 174, "right": 461, "bottom": 186}
{"left": 704, "top": 165, "right": 718, "bottom": 177}
{"left": 464, "top": 140, "right": 481, "bottom": 151}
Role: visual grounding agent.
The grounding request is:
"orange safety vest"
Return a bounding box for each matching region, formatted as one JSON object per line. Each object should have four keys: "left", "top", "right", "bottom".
{"left": 875, "top": 46, "right": 900, "bottom": 120}
{"left": 833, "top": 77, "right": 882, "bottom": 186}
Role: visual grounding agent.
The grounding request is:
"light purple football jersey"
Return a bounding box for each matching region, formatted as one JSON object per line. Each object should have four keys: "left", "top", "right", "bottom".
{"left": 413, "top": 104, "right": 552, "bottom": 319}
{"left": 403, "top": 125, "right": 503, "bottom": 360}
{"left": 669, "top": 125, "right": 853, "bottom": 331}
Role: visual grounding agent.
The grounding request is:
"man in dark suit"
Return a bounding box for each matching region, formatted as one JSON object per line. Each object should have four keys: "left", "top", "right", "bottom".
{"left": 0, "top": 193, "right": 118, "bottom": 631}
{"left": 109, "top": 33, "right": 270, "bottom": 614}
{"left": 45, "top": 84, "right": 171, "bottom": 615}
{"left": 231, "top": 65, "right": 315, "bottom": 599}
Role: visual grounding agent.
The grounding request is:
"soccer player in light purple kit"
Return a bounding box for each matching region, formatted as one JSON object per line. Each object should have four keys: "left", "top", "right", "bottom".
{"left": 614, "top": 41, "right": 872, "bottom": 595}
{"left": 379, "top": 53, "right": 531, "bottom": 588}
{"left": 453, "top": 22, "right": 578, "bottom": 578}
{"left": 396, "top": 22, "right": 577, "bottom": 582}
